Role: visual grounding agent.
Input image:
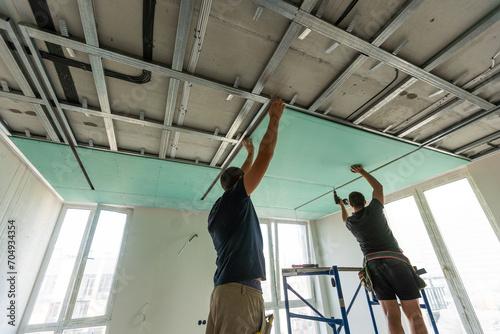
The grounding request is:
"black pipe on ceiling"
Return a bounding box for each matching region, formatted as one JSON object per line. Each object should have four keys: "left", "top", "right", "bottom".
{"left": 5, "top": 40, "right": 151, "bottom": 84}
{"left": 25, "top": 0, "right": 157, "bottom": 85}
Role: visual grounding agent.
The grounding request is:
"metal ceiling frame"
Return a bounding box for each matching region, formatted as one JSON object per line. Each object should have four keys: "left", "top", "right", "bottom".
{"left": 289, "top": 4, "right": 496, "bottom": 111}
{"left": 77, "top": 0, "right": 118, "bottom": 151}
{"left": 159, "top": 0, "right": 196, "bottom": 159}
{"left": 393, "top": 66, "right": 500, "bottom": 134}
{"left": 19, "top": 23, "right": 269, "bottom": 104}
{"left": 0, "top": 24, "right": 60, "bottom": 142}
{"left": 17, "top": 23, "right": 79, "bottom": 147}
{"left": 209, "top": 0, "right": 318, "bottom": 167}
{"left": 170, "top": 0, "right": 213, "bottom": 159}
{"left": 2, "top": 0, "right": 497, "bottom": 165}
{"left": 454, "top": 130, "right": 500, "bottom": 155}
{"left": 0, "top": 89, "right": 239, "bottom": 144}
{"left": 1, "top": 16, "right": 71, "bottom": 144}
{"left": 307, "top": 0, "right": 425, "bottom": 113}
{"left": 397, "top": 70, "right": 500, "bottom": 138}
{"left": 352, "top": 6, "right": 500, "bottom": 124}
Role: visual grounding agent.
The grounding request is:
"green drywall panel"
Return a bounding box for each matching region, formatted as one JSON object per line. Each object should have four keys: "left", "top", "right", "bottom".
{"left": 10, "top": 108, "right": 468, "bottom": 220}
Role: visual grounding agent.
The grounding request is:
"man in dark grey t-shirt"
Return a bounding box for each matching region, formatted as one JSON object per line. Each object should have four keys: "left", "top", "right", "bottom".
{"left": 206, "top": 98, "right": 285, "bottom": 334}
{"left": 337, "top": 164, "right": 428, "bottom": 334}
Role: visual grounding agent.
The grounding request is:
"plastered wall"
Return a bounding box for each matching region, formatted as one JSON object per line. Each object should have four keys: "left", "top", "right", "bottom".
{"left": 0, "top": 138, "right": 62, "bottom": 334}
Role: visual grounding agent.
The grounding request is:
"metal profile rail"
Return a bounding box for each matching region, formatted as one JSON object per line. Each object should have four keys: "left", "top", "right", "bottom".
{"left": 352, "top": 6, "right": 500, "bottom": 124}
{"left": 159, "top": 0, "right": 196, "bottom": 159}
{"left": 0, "top": 89, "right": 239, "bottom": 144}
{"left": 78, "top": 0, "right": 118, "bottom": 151}
{"left": 282, "top": 266, "right": 439, "bottom": 334}
{"left": 0, "top": 21, "right": 60, "bottom": 142}
{"left": 19, "top": 23, "right": 269, "bottom": 105}
{"left": 170, "top": 0, "right": 213, "bottom": 159}
{"left": 208, "top": 0, "right": 318, "bottom": 167}
{"left": 1, "top": 16, "right": 71, "bottom": 144}
{"left": 307, "top": 0, "right": 425, "bottom": 113}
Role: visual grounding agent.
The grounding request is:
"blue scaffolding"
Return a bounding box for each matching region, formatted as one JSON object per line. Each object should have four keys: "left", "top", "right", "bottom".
{"left": 282, "top": 266, "right": 439, "bottom": 334}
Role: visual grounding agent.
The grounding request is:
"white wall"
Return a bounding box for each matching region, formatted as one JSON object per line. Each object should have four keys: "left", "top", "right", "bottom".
{"left": 108, "top": 207, "right": 216, "bottom": 334}
{"left": 0, "top": 138, "right": 62, "bottom": 334}
{"left": 466, "top": 152, "right": 500, "bottom": 236}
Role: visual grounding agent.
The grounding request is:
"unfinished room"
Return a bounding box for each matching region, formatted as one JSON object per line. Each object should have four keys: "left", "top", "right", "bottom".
{"left": 1, "top": 0, "right": 500, "bottom": 333}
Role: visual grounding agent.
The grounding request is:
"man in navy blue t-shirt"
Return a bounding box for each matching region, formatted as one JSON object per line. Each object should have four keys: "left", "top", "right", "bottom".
{"left": 206, "top": 98, "right": 285, "bottom": 334}
{"left": 337, "top": 164, "right": 428, "bottom": 334}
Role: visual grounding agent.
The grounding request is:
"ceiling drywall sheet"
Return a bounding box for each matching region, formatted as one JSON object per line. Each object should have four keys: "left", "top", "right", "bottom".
{"left": 10, "top": 108, "right": 467, "bottom": 220}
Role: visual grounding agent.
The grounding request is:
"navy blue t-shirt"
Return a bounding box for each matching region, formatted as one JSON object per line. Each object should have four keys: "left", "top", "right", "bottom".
{"left": 345, "top": 198, "right": 401, "bottom": 256}
{"left": 208, "top": 177, "right": 266, "bottom": 286}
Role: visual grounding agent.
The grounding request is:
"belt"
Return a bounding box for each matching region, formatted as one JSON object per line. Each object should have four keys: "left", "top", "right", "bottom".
{"left": 365, "top": 251, "right": 409, "bottom": 264}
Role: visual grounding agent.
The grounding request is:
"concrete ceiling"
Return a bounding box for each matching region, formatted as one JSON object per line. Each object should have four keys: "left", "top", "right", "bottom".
{"left": 0, "top": 0, "right": 499, "bottom": 218}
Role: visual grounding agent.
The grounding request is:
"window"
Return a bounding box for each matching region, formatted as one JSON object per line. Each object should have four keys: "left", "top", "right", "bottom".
{"left": 424, "top": 178, "right": 500, "bottom": 333}
{"left": 20, "top": 205, "right": 131, "bottom": 334}
{"left": 385, "top": 196, "right": 465, "bottom": 333}
{"left": 260, "top": 219, "right": 318, "bottom": 334}
{"left": 384, "top": 174, "right": 500, "bottom": 333}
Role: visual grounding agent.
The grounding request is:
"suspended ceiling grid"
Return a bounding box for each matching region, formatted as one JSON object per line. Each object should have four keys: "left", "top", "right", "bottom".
{"left": 0, "top": 0, "right": 499, "bottom": 219}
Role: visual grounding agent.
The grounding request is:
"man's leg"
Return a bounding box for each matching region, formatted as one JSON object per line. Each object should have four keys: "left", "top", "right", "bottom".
{"left": 379, "top": 300, "right": 405, "bottom": 334}
{"left": 401, "top": 299, "right": 428, "bottom": 334}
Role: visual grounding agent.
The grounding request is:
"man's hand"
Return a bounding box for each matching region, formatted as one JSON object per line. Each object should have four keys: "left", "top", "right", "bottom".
{"left": 242, "top": 137, "right": 254, "bottom": 155}
{"left": 350, "top": 164, "right": 385, "bottom": 205}
{"left": 350, "top": 164, "right": 364, "bottom": 173}
{"left": 269, "top": 97, "right": 285, "bottom": 120}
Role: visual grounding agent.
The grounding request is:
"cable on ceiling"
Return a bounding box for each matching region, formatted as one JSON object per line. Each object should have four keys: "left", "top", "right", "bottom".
{"left": 334, "top": 0, "right": 359, "bottom": 25}
{"left": 344, "top": 68, "right": 399, "bottom": 121}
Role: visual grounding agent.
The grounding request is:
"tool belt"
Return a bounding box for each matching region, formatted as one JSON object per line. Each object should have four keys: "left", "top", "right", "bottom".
{"left": 255, "top": 314, "right": 273, "bottom": 334}
{"left": 358, "top": 251, "right": 426, "bottom": 292}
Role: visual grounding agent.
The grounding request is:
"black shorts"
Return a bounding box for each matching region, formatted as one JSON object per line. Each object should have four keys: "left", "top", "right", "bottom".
{"left": 367, "top": 258, "right": 421, "bottom": 301}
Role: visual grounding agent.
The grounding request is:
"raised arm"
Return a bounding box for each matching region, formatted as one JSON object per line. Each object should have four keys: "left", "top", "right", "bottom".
{"left": 243, "top": 98, "right": 284, "bottom": 196}
{"left": 351, "top": 164, "right": 384, "bottom": 205}
{"left": 240, "top": 138, "right": 254, "bottom": 174}
{"left": 338, "top": 198, "right": 349, "bottom": 223}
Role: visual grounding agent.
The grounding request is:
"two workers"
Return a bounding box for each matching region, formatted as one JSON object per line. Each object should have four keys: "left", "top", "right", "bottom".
{"left": 206, "top": 98, "right": 428, "bottom": 334}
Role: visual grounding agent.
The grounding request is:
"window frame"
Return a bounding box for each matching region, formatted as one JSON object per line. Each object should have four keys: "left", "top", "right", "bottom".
{"left": 19, "top": 203, "right": 132, "bottom": 333}
{"left": 384, "top": 169, "right": 497, "bottom": 333}
{"left": 260, "top": 217, "right": 319, "bottom": 333}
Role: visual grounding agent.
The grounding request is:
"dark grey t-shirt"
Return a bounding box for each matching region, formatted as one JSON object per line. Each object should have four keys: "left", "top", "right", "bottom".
{"left": 345, "top": 198, "right": 401, "bottom": 256}
{"left": 208, "top": 177, "right": 266, "bottom": 286}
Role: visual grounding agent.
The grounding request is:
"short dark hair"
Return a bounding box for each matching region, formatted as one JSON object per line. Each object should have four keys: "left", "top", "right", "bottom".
{"left": 220, "top": 167, "right": 245, "bottom": 191}
{"left": 349, "top": 191, "right": 366, "bottom": 209}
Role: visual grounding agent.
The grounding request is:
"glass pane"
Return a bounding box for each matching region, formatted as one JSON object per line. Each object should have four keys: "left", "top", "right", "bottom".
{"left": 260, "top": 224, "right": 273, "bottom": 303}
{"left": 278, "top": 223, "right": 312, "bottom": 301}
{"left": 29, "top": 209, "right": 90, "bottom": 325}
{"left": 424, "top": 178, "right": 500, "bottom": 334}
{"left": 72, "top": 210, "right": 127, "bottom": 319}
{"left": 62, "top": 326, "right": 106, "bottom": 334}
{"left": 279, "top": 307, "right": 318, "bottom": 334}
{"left": 385, "top": 197, "right": 465, "bottom": 333}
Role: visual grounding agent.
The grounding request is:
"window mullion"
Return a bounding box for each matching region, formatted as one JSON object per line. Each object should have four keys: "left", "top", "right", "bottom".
{"left": 413, "top": 189, "right": 483, "bottom": 334}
